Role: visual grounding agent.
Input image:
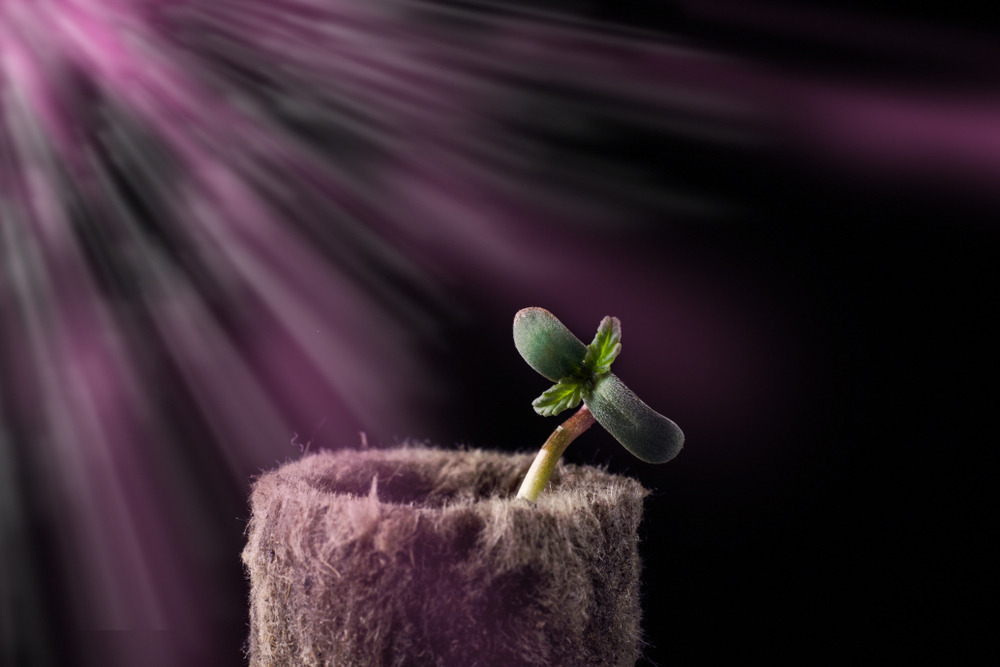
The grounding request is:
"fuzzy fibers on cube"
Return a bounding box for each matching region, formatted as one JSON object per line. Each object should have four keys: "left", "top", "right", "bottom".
{"left": 243, "top": 444, "right": 649, "bottom": 666}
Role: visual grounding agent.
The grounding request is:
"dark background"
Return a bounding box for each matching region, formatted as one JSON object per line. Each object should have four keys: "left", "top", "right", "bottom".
{"left": 440, "top": 152, "right": 994, "bottom": 663}
{"left": 429, "top": 2, "right": 995, "bottom": 663}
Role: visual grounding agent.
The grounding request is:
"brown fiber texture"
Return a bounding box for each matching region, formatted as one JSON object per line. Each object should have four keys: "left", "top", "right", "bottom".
{"left": 243, "top": 444, "right": 649, "bottom": 667}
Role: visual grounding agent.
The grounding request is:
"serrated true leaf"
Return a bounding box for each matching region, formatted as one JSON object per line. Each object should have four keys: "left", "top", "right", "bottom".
{"left": 532, "top": 379, "right": 584, "bottom": 417}
{"left": 583, "top": 316, "right": 622, "bottom": 376}
{"left": 513, "top": 308, "right": 588, "bottom": 383}
{"left": 584, "top": 373, "right": 684, "bottom": 464}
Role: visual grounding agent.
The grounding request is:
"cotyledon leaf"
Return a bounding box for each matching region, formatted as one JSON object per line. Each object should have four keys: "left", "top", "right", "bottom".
{"left": 584, "top": 373, "right": 684, "bottom": 464}
{"left": 513, "top": 307, "right": 588, "bottom": 383}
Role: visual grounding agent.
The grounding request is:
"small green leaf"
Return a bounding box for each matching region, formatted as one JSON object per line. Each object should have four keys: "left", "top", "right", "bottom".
{"left": 584, "top": 373, "right": 684, "bottom": 464}
{"left": 513, "top": 308, "right": 588, "bottom": 383}
{"left": 532, "top": 379, "right": 585, "bottom": 417}
{"left": 583, "top": 316, "right": 622, "bottom": 376}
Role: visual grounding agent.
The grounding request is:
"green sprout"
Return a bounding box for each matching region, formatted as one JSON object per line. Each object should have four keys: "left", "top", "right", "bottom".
{"left": 513, "top": 307, "right": 684, "bottom": 501}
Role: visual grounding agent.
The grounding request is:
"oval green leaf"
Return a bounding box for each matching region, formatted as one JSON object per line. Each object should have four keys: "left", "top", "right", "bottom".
{"left": 513, "top": 307, "right": 588, "bottom": 382}
{"left": 585, "top": 373, "right": 684, "bottom": 464}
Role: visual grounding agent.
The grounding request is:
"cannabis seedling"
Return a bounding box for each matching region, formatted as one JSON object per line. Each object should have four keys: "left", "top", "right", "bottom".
{"left": 514, "top": 307, "right": 684, "bottom": 501}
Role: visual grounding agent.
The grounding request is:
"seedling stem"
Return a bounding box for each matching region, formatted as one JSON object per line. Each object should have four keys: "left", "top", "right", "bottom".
{"left": 516, "top": 404, "right": 596, "bottom": 501}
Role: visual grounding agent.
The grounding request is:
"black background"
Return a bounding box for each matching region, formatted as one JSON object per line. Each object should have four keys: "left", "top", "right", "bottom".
{"left": 427, "top": 2, "right": 995, "bottom": 662}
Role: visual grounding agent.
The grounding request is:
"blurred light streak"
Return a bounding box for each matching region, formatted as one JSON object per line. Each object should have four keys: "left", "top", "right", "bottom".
{"left": 2, "top": 1, "right": 452, "bottom": 663}
{"left": 793, "top": 86, "right": 1000, "bottom": 195}
{"left": 2, "top": 109, "right": 204, "bottom": 660}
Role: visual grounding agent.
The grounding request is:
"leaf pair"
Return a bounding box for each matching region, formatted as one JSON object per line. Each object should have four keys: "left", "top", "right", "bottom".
{"left": 513, "top": 307, "right": 684, "bottom": 464}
